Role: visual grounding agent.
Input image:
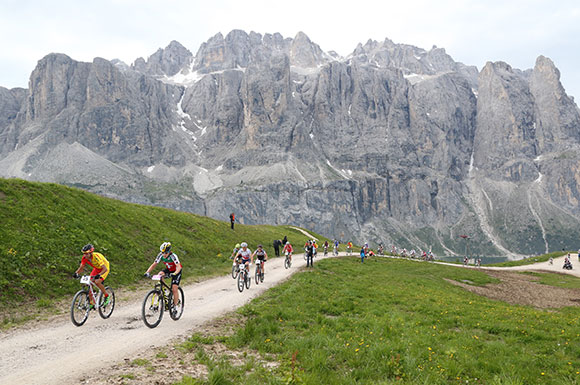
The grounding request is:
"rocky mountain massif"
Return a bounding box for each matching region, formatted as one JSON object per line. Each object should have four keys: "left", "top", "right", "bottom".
{"left": 1, "top": 30, "right": 580, "bottom": 257}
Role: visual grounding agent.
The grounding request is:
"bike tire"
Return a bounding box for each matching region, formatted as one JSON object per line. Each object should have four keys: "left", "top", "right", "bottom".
{"left": 245, "top": 270, "right": 251, "bottom": 289}
{"left": 71, "top": 290, "right": 91, "bottom": 327}
{"left": 231, "top": 264, "right": 238, "bottom": 279}
{"left": 168, "top": 287, "right": 185, "bottom": 321}
{"left": 142, "top": 289, "right": 164, "bottom": 328}
{"left": 255, "top": 265, "right": 260, "bottom": 285}
{"left": 98, "top": 286, "right": 116, "bottom": 319}
{"left": 284, "top": 257, "right": 290, "bottom": 269}
{"left": 260, "top": 271, "right": 264, "bottom": 283}
{"left": 237, "top": 271, "right": 245, "bottom": 292}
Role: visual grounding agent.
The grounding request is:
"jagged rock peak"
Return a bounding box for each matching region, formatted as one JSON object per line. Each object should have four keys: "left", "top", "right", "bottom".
{"left": 132, "top": 40, "right": 193, "bottom": 77}
{"left": 290, "top": 31, "right": 326, "bottom": 67}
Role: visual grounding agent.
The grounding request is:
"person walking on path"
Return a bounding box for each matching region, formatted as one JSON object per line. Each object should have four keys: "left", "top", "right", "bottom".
{"left": 273, "top": 239, "right": 281, "bottom": 257}
{"left": 306, "top": 240, "right": 315, "bottom": 267}
{"left": 229, "top": 213, "right": 235, "bottom": 230}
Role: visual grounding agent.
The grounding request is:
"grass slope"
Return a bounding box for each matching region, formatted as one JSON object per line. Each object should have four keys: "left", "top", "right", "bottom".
{"left": 175, "top": 257, "right": 580, "bottom": 385}
{"left": 0, "top": 178, "right": 321, "bottom": 319}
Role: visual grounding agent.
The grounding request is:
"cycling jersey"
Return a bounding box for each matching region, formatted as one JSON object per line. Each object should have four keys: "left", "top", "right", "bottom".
{"left": 155, "top": 252, "right": 181, "bottom": 272}
{"left": 80, "top": 252, "right": 110, "bottom": 280}
{"left": 255, "top": 249, "right": 266, "bottom": 260}
{"left": 283, "top": 244, "right": 293, "bottom": 253}
{"left": 238, "top": 248, "right": 252, "bottom": 261}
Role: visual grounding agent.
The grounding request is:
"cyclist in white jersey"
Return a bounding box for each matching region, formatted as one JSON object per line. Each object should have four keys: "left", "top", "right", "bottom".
{"left": 235, "top": 242, "right": 252, "bottom": 274}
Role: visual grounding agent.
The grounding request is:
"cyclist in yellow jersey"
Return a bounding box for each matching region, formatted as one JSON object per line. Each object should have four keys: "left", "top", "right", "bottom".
{"left": 73, "top": 244, "right": 111, "bottom": 306}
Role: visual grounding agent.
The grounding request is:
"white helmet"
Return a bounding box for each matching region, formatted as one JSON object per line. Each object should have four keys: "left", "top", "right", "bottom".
{"left": 241, "top": 242, "right": 248, "bottom": 248}
{"left": 160, "top": 242, "right": 172, "bottom": 253}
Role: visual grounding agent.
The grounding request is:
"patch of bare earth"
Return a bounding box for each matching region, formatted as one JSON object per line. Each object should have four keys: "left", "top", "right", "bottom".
{"left": 83, "top": 314, "right": 278, "bottom": 385}
{"left": 447, "top": 270, "right": 580, "bottom": 308}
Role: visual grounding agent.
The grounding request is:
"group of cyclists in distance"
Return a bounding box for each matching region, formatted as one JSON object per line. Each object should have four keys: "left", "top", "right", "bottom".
{"left": 72, "top": 236, "right": 412, "bottom": 326}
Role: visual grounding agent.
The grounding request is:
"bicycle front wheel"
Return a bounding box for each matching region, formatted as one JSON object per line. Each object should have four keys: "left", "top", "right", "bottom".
{"left": 255, "top": 265, "right": 260, "bottom": 285}
{"left": 142, "top": 289, "right": 164, "bottom": 328}
{"left": 237, "top": 271, "right": 245, "bottom": 292}
{"left": 245, "top": 271, "right": 251, "bottom": 289}
{"left": 169, "top": 287, "right": 185, "bottom": 320}
{"left": 71, "top": 290, "right": 91, "bottom": 327}
{"left": 98, "top": 286, "right": 115, "bottom": 319}
{"left": 284, "top": 257, "right": 290, "bottom": 269}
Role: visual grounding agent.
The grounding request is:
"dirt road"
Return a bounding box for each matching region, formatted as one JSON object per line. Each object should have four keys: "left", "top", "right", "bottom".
{"left": 0, "top": 252, "right": 321, "bottom": 385}
{"left": 2, "top": 250, "right": 577, "bottom": 385}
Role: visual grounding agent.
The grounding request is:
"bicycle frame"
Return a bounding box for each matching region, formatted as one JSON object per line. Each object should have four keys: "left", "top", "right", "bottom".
{"left": 80, "top": 275, "right": 101, "bottom": 305}
{"left": 151, "top": 275, "right": 173, "bottom": 306}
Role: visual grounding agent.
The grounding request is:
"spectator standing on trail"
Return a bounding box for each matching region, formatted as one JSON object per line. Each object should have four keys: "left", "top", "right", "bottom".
{"left": 282, "top": 235, "right": 287, "bottom": 245}
{"left": 273, "top": 239, "right": 281, "bottom": 257}
{"left": 306, "top": 241, "right": 315, "bottom": 267}
{"left": 360, "top": 246, "right": 366, "bottom": 263}
{"left": 230, "top": 213, "right": 235, "bottom": 230}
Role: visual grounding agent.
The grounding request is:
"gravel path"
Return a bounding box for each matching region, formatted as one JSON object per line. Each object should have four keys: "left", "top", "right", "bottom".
{"left": 0, "top": 251, "right": 324, "bottom": 385}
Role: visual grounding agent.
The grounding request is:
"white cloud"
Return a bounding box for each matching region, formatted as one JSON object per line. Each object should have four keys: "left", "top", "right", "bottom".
{"left": 0, "top": 0, "right": 579, "bottom": 98}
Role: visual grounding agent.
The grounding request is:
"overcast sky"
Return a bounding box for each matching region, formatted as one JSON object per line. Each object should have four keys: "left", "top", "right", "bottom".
{"left": 1, "top": 0, "right": 579, "bottom": 99}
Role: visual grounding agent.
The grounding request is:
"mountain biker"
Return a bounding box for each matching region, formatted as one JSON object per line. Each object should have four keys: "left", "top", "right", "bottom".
{"left": 324, "top": 241, "right": 329, "bottom": 256}
{"left": 144, "top": 242, "right": 183, "bottom": 314}
{"left": 333, "top": 239, "right": 339, "bottom": 256}
{"left": 252, "top": 244, "right": 268, "bottom": 277}
{"left": 347, "top": 241, "right": 353, "bottom": 255}
{"left": 283, "top": 241, "right": 293, "bottom": 263}
{"left": 313, "top": 240, "right": 318, "bottom": 257}
{"left": 73, "top": 244, "right": 111, "bottom": 307}
{"left": 235, "top": 242, "right": 252, "bottom": 275}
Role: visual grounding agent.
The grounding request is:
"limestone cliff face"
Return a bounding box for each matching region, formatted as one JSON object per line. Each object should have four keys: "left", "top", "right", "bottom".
{"left": 1, "top": 31, "right": 580, "bottom": 256}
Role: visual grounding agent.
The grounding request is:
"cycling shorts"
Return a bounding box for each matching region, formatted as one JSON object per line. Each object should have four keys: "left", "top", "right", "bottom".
{"left": 91, "top": 267, "right": 108, "bottom": 281}
{"left": 162, "top": 268, "right": 182, "bottom": 286}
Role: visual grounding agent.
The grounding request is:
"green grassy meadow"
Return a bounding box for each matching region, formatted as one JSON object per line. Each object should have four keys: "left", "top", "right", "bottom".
{"left": 174, "top": 257, "right": 580, "bottom": 385}
{"left": 0, "top": 178, "right": 321, "bottom": 324}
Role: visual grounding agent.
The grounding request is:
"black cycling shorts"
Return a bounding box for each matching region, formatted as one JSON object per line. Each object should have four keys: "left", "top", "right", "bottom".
{"left": 162, "top": 268, "right": 182, "bottom": 286}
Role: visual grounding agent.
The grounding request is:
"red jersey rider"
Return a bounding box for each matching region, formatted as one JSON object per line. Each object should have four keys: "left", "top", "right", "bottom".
{"left": 73, "top": 244, "right": 111, "bottom": 307}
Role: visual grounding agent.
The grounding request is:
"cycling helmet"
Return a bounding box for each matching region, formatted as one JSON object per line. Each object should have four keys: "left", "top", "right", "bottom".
{"left": 160, "top": 242, "right": 172, "bottom": 253}
{"left": 235, "top": 243, "right": 241, "bottom": 249}
{"left": 241, "top": 242, "right": 248, "bottom": 248}
{"left": 257, "top": 244, "right": 263, "bottom": 248}
{"left": 82, "top": 244, "right": 94, "bottom": 254}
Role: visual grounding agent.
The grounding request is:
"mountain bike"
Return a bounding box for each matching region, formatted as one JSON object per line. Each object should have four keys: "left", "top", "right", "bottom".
{"left": 237, "top": 261, "right": 251, "bottom": 292}
{"left": 70, "top": 275, "right": 115, "bottom": 327}
{"left": 255, "top": 260, "right": 265, "bottom": 284}
{"left": 142, "top": 274, "right": 185, "bottom": 328}
{"left": 284, "top": 251, "right": 292, "bottom": 269}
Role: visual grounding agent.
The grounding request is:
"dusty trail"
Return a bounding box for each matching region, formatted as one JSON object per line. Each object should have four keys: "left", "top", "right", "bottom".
{"left": 1, "top": 246, "right": 577, "bottom": 385}
{"left": 0, "top": 251, "right": 322, "bottom": 385}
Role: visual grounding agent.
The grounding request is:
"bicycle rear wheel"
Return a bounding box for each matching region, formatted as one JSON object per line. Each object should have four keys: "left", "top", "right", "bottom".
{"left": 237, "top": 271, "right": 245, "bottom": 292}
{"left": 142, "top": 289, "right": 164, "bottom": 328}
{"left": 231, "top": 264, "right": 238, "bottom": 279}
{"left": 255, "top": 265, "right": 260, "bottom": 285}
{"left": 71, "top": 290, "right": 91, "bottom": 327}
{"left": 168, "top": 287, "right": 185, "bottom": 320}
{"left": 245, "top": 271, "right": 251, "bottom": 289}
{"left": 98, "top": 286, "right": 115, "bottom": 319}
